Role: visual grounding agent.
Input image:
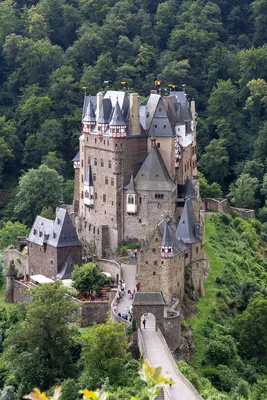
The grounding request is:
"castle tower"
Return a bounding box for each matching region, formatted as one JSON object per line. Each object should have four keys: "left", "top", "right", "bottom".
{"left": 161, "top": 222, "right": 174, "bottom": 258}
{"left": 83, "top": 98, "right": 96, "bottom": 133}
{"left": 109, "top": 98, "right": 127, "bottom": 138}
{"left": 5, "top": 260, "right": 16, "bottom": 303}
{"left": 72, "top": 152, "right": 80, "bottom": 216}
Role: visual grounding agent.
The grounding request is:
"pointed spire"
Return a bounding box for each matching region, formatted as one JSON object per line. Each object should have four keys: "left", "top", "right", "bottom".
{"left": 161, "top": 222, "right": 173, "bottom": 247}
{"left": 84, "top": 164, "right": 93, "bottom": 187}
{"left": 176, "top": 199, "right": 199, "bottom": 244}
{"left": 83, "top": 98, "right": 95, "bottom": 123}
{"left": 127, "top": 175, "right": 136, "bottom": 194}
{"left": 110, "top": 99, "right": 126, "bottom": 126}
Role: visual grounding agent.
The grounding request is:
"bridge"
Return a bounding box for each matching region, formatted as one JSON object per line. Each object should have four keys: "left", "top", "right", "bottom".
{"left": 112, "top": 261, "right": 203, "bottom": 400}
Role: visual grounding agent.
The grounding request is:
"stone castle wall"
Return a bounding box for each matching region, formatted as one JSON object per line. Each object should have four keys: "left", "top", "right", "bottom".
{"left": 4, "top": 249, "right": 28, "bottom": 277}
{"left": 14, "top": 280, "right": 32, "bottom": 303}
{"left": 123, "top": 189, "right": 176, "bottom": 243}
{"left": 97, "top": 258, "right": 121, "bottom": 282}
{"left": 203, "top": 198, "right": 255, "bottom": 219}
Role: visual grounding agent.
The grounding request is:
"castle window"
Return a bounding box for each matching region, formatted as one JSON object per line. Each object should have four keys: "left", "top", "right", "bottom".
{"left": 103, "top": 194, "right": 106, "bottom": 202}
{"left": 111, "top": 201, "right": 113, "bottom": 205}
{"left": 30, "top": 243, "right": 32, "bottom": 247}
{"left": 155, "top": 194, "right": 164, "bottom": 199}
{"left": 196, "top": 247, "right": 199, "bottom": 254}
{"left": 88, "top": 157, "right": 91, "bottom": 164}
{"left": 153, "top": 272, "right": 156, "bottom": 276}
{"left": 185, "top": 253, "right": 188, "bottom": 258}
{"left": 146, "top": 261, "right": 148, "bottom": 264}
{"left": 152, "top": 248, "right": 155, "bottom": 253}
{"left": 94, "top": 158, "right": 97, "bottom": 166}
{"left": 108, "top": 160, "right": 111, "bottom": 168}
{"left": 95, "top": 138, "right": 97, "bottom": 143}
{"left": 89, "top": 225, "right": 91, "bottom": 231}
{"left": 155, "top": 124, "right": 157, "bottom": 128}
{"left": 97, "top": 228, "right": 99, "bottom": 235}
{"left": 116, "top": 128, "right": 119, "bottom": 133}
{"left": 155, "top": 238, "right": 158, "bottom": 242}
{"left": 139, "top": 218, "right": 142, "bottom": 223}
{"left": 159, "top": 108, "right": 162, "bottom": 112}
{"left": 105, "top": 177, "right": 108, "bottom": 184}
{"left": 115, "top": 143, "right": 117, "bottom": 147}
{"left": 164, "top": 125, "right": 166, "bottom": 128}
{"left": 111, "top": 178, "right": 114, "bottom": 186}
{"left": 93, "top": 173, "right": 96, "bottom": 181}
{"left": 139, "top": 197, "right": 142, "bottom": 204}
{"left": 161, "top": 261, "right": 164, "bottom": 265}
{"left": 168, "top": 248, "right": 172, "bottom": 253}
{"left": 128, "top": 195, "right": 135, "bottom": 204}
{"left": 154, "top": 261, "right": 158, "bottom": 266}
{"left": 111, "top": 218, "right": 113, "bottom": 221}
{"left": 81, "top": 191, "right": 83, "bottom": 199}
{"left": 33, "top": 229, "right": 36, "bottom": 235}
{"left": 108, "top": 140, "right": 109, "bottom": 145}
{"left": 81, "top": 160, "right": 84, "bottom": 167}
{"left": 86, "top": 136, "right": 88, "bottom": 142}
{"left": 157, "top": 143, "right": 160, "bottom": 148}
{"left": 104, "top": 140, "right": 105, "bottom": 144}
{"left": 95, "top": 192, "right": 97, "bottom": 199}
{"left": 101, "top": 159, "right": 104, "bottom": 167}
{"left": 81, "top": 175, "right": 84, "bottom": 183}
{"left": 51, "top": 260, "right": 53, "bottom": 265}
{"left": 93, "top": 227, "right": 95, "bottom": 234}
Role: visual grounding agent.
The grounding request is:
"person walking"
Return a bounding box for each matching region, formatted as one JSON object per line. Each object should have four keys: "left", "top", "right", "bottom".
{"left": 142, "top": 318, "right": 146, "bottom": 329}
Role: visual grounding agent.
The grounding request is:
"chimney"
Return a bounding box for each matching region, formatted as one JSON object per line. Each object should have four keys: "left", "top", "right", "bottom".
{"left": 129, "top": 93, "right": 141, "bottom": 136}
{"left": 96, "top": 92, "right": 104, "bottom": 121}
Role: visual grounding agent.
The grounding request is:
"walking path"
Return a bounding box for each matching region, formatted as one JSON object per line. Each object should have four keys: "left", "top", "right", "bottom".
{"left": 116, "top": 260, "right": 136, "bottom": 317}
{"left": 142, "top": 329, "right": 201, "bottom": 399}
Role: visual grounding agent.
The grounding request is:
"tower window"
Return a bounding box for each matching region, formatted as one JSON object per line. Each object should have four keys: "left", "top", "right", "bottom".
{"left": 139, "top": 197, "right": 142, "bottom": 204}
{"left": 105, "top": 177, "right": 108, "bottom": 184}
{"left": 111, "top": 178, "right": 114, "bottom": 186}
{"left": 155, "top": 194, "right": 164, "bottom": 199}
{"left": 154, "top": 261, "right": 158, "bottom": 266}
{"left": 101, "top": 159, "right": 104, "bottom": 167}
{"left": 157, "top": 143, "right": 160, "bottom": 148}
{"left": 155, "top": 124, "right": 157, "bottom": 128}
{"left": 95, "top": 138, "right": 97, "bottom": 143}
{"left": 81, "top": 191, "right": 84, "bottom": 199}
{"left": 108, "top": 160, "right": 111, "bottom": 168}
{"left": 164, "top": 125, "right": 166, "bottom": 128}
{"left": 115, "top": 143, "right": 117, "bottom": 147}
{"left": 94, "top": 158, "right": 97, "bottom": 166}
{"left": 81, "top": 160, "right": 84, "bottom": 167}
{"left": 81, "top": 175, "right": 84, "bottom": 183}
{"left": 152, "top": 248, "right": 155, "bottom": 253}
{"left": 103, "top": 194, "right": 106, "bottom": 202}
{"left": 95, "top": 193, "right": 97, "bottom": 199}
{"left": 93, "top": 173, "right": 96, "bottom": 181}
{"left": 153, "top": 271, "right": 156, "bottom": 276}
{"left": 128, "top": 195, "right": 135, "bottom": 204}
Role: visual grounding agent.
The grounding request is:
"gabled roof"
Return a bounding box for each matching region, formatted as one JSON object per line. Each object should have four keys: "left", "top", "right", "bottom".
{"left": 132, "top": 292, "right": 165, "bottom": 306}
{"left": 82, "top": 95, "right": 96, "bottom": 121}
{"left": 104, "top": 90, "right": 129, "bottom": 118}
{"left": 83, "top": 98, "right": 95, "bottom": 122}
{"left": 57, "top": 255, "right": 75, "bottom": 280}
{"left": 146, "top": 93, "right": 161, "bottom": 130}
{"left": 109, "top": 99, "right": 126, "bottom": 126}
{"left": 127, "top": 174, "right": 136, "bottom": 194}
{"left": 98, "top": 98, "right": 112, "bottom": 124}
{"left": 84, "top": 164, "right": 93, "bottom": 187}
{"left": 28, "top": 208, "right": 81, "bottom": 248}
{"left": 176, "top": 199, "right": 200, "bottom": 244}
{"left": 134, "top": 145, "right": 176, "bottom": 191}
{"left": 148, "top": 98, "right": 174, "bottom": 137}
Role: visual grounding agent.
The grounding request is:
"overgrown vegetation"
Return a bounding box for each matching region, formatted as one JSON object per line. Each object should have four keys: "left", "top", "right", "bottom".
{"left": 184, "top": 214, "right": 267, "bottom": 399}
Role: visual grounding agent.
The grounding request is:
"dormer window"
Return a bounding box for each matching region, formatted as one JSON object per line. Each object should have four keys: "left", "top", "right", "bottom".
{"left": 53, "top": 232, "right": 56, "bottom": 238}
{"left": 33, "top": 229, "right": 37, "bottom": 235}
{"left": 57, "top": 218, "right": 60, "bottom": 224}
{"left": 128, "top": 195, "right": 135, "bottom": 204}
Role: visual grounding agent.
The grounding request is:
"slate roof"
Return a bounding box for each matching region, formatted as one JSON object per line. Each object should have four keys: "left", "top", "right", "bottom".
{"left": 127, "top": 175, "right": 136, "bottom": 194}
{"left": 72, "top": 152, "right": 80, "bottom": 162}
{"left": 28, "top": 208, "right": 81, "bottom": 248}
{"left": 158, "top": 219, "right": 187, "bottom": 254}
{"left": 148, "top": 98, "right": 174, "bottom": 137}
{"left": 83, "top": 98, "right": 95, "bottom": 122}
{"left": 57, "top": 255, "right": 75, "bottom": 280}
{"left": 134, "top": 145, "right": 176, "bottom": 192}
{"left": 82, "top": 95, "right": 96, "bottom": 121}
{"left": 84, "top": 164, "right": 93, "bottom": 186}
{"left": 98, "top": 98, "right": 112, "bottom": 124}
{"left": 104, "top": 90, "right": 129, "bottom": 118}
{"left": 109, "top": 99, "right": 126, "bottom": 126}
{"left": 176, "top": 199, "right": 200, "bottom": 244}
{"left": 132, "top": 292, "right": 165, "bottom": 306}
{"left": 184, "top": 179, "right": 197, "bottom": 199}
{"left": 146, "top": 93, "right": 161, "bottom": 130}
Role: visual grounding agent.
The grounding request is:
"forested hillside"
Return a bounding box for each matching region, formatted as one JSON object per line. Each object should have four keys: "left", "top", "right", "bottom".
{"left": 1, "top": 0, "right": 267, "bottom": 224}
{"left": 180, "top": 213, "right": 267, "bottom": 399}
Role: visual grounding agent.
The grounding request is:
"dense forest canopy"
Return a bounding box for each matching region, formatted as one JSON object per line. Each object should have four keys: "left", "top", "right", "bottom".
{"left": 1, "top": 0, "right": 267, "bottom": 221}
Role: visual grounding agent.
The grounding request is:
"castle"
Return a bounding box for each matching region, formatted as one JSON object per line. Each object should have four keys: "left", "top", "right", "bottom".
{"left": 73, "top": 89, "right": 205, "bottom": 307}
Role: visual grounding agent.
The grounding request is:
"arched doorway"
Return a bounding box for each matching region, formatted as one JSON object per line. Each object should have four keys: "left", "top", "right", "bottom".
{"left": 141, "top": 312, "right": 156, "bottom": 331}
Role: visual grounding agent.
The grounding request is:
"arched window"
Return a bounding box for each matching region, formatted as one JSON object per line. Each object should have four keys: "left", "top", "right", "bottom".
{"left": 128, "top": 195, "right": 135, "bottom": 204}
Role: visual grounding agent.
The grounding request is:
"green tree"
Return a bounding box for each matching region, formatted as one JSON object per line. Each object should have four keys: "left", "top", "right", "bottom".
{"left": 72, "top": 263, "right": 109, "bottom": 297}
{"left": 0, "top": 386, "right": 19, "bottom": 400}
{"left": 200, "top": 139, "right": 229, "bottom": 183}
{"left": 254, "top": 121, "right": 267, "bottom": 161}
{"left": 81, "top": 320, "right": 131, "bottom": 386}
{"left": 42, "top": 152, "right": 66, "bottom": 175}
{"left": 14, "top": 164, "right": 63, "bottom": 226}
{"left": 0, "top": 0, "right": 18, "bottom": 47}
{"left": 228, "top": 173, "right": 259, "bottom": 209}
{"left": 63, "top": 180, "right": 74, "bottom": 205}
{"left": 1, "top": 281, "right": 78, "bottom": 395}
{"left": 0, "top": 221, "right": 29, "bottom": 250}
{"left": 236, "top": 293, "right": 267, "bottom": 362}
{"left": 39, "top": 206, "right": 55, "bottom": 220}
{"left": 198, "top": 172, "right": 222, "bottom": 198}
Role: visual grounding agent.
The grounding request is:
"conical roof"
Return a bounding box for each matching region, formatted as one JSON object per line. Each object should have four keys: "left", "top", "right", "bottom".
{"left": 161, "top": 222, "right": 174, "bottom": 247}
{"left": 134, "top": 145, "right": 176, "bottom": 191}
{"left": 127, "top": 175, "right": 136, "bottom": 194}
{"left": 98, "top": 98, "right": 112, "bottom": 124}
{"left": 109, "top": 99, "right": 126, "bottom": 126}
{"left": 176, "top": 199, "right": 199, "bottom": 244}
{"left": 83, "top": 99, "right": 95, "bottom": 122}
{"left": 84, "top": 164, "right": 93, "bottom": 187}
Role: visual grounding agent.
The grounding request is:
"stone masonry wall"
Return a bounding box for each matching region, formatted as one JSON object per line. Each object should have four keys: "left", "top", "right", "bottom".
{"left": 138, "top": 229, "right": 185, "bottom": 305}
{"left": 203, "top": 198, "right": 255, "bottom": 219}
{"left": 71, "top": 297, "right": 110, "bottom": 327}
{"left": 28, "top": 243, "right": 82, "bottom": 279}
{"left": 191, "top": 242, "right": 205, "bottom": 296}
{"left": 14, "top": 280, "right": 31, "bottom": 303}
{"left": 163, "top": 312, "right": 181, "bottom": 351}
{"left": 79, "top": 134, "right": 147, "bottom": 255}
{"left": 97, "top": 258, "right": 121, "bottom": 282}
{"left": 133, "top": 304, "right": 165, "bottom": 332}
{"left": 4, "top": 249, "right": 28, "bottom": 277}
{"left": 123, "top": 190, "right": 176, "bottom": 243}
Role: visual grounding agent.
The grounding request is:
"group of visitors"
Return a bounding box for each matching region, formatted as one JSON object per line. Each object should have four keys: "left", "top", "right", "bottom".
{"left": 118, "top": 304, "right": 133, "bottom": 322}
